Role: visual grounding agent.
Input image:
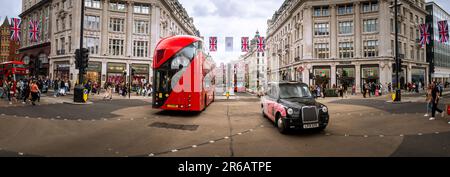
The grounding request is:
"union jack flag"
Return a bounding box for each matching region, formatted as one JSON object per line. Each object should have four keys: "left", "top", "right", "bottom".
{"left": 438, "top": 20, "right": 449, "bottom": 43}
{"left": 419, "top": 24, "right": 430, "bottom": 48}
{"left": 209, "top": 37, "right": 217, "bottom": 52}
{"left": 29, "top": 20, "right": 40, "bottom": 42}
{"left": 241, "top": 37, "right": 249, "bottom": 52}
{"left": 10, "top": 18, "right": 21, "bottom": 41}
{"left": 257, "top": 37, "right": 265, "bottom": 52}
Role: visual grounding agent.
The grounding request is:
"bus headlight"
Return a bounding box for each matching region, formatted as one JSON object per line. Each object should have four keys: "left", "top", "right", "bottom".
{"left": 287, "top": 108, "right": 294, "bottom": 115}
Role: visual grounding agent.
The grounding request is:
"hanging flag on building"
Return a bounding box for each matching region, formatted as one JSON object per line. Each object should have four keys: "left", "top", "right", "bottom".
{"left": 241, "top": 37, "right": 249, "bottom": 52}
{"left": 257, "top": 37, "right": 265, "bottom": 52}
{"left": 29, "top": 20, "right": 40, "bottom": 42}
{"left": 438, "top": 20, "right": 449, "bottom": 43}
{"left": 209, "top": 37, "right": 217, "bottom": 52}
{"left": 10, "top": 18, "right": 21, "bottom": 41}
{"left": 419, "top": 24, "right": 430, "bottom": 48}
{"left": 225, "top": 37, "right": 233, "bottom": 52}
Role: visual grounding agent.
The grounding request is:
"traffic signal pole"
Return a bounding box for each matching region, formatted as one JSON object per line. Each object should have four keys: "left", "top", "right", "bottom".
{"left": 394, "top": 0, "right": 402, "bottom": 102}
{"left": 74, "top": 0, "right": 86, "bottom": 103}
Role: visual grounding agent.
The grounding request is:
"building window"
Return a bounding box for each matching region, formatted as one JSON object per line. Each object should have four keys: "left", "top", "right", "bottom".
{"left": 339, "top": 42, "right": 354, "bottom": 58}
{"left": 363, "top": 40, "right": 379, "bottom": 57}
{"left": 362, "top": 1, "right": 378, "bottom": 13}
{"left": 314, "top": 22, "right": 329, "bottom": 36}
{"left": 109, "top": 39, "right": 124, "bottom": 56}
{"left": 109, "top": 1, "right": 126, "bottom": 11}
{"left": 314, "top": 43, "right": 329, "bottom": 59}
{"left": 363, "top": 19, "right": 378, "bottom": 33}
{"left": 313, "top": 6, "right": 329, "bottom": 17}
{"left": 85, "top": 0, "right": 101, "bottom": 8}
{"left": 337, "top": 4, "right": 353, "bottom": 15}
{"left": 134, "top": 20, "right": 149, "bottom": 34}
{"left": 338, "top": 21, "right": 353, "bottom": 34}
{"left": 84, "top": 15, "right": 100, "bottom": 30}
{"left": 109, "top": 18, "right": 125, "bottom": 32}
{"left": 84, "top": 37, "right": 100, "bottom": 55}
{"left": 134, "top": 4, "right": 150, "bottom": 14}
{"left": 133, "top": 41, "right": 148, "bottom": 58}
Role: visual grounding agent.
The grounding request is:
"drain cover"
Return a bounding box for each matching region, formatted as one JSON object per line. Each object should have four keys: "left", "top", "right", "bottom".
{"left": 149, "top": 122, "right": 199, "bottom": 131}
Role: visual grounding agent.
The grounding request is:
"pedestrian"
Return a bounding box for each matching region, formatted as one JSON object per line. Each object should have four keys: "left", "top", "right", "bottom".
{"left": 30, "top": 80, "right": 40, "bottom": 106}
{"left": 424, "top": 85, "right": 433, "bottom": 117}
{"left": 338, "top": 85, "right": 344, "bottom": 99}
{"left": 352, "top": 85, "right": 356, "bottom": 96}
{"left": 429, "top": 82, "right": 445, "bottom": 121}
{"left": 23, "top": 80, "right": 30, "bottom": 104}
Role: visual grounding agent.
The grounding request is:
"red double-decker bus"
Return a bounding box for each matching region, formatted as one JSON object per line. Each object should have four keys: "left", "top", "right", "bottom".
{"left": 152, "top": 35, "right": 216, "bottom": 111}
{"left": 0, "top": 61, "right": 27, "bottom": 93}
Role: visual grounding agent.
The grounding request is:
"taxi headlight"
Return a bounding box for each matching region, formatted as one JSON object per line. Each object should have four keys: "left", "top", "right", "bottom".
{"left": 322, "top": 106, "right": 328, "bottom": 113}
{"left": 287, "top": 108, "right": 294, "bottom": 115}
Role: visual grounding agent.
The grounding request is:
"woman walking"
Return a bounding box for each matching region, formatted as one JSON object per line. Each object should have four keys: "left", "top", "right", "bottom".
{"left": 424, "top": 85, "right": 433, "bottom": 117}
{"left": 30, "top": 80, "right": 40, "bottom": 106}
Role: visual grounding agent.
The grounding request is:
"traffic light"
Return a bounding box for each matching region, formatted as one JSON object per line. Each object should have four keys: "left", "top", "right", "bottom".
{"left": 75, "top": 49, "right": 81, "bottom": 69}
{"left": 81, "top": 48, "right": 89, "bottom": 69}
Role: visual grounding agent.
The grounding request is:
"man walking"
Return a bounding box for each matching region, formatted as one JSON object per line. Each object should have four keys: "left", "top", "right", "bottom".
{"left": 429, "top": 82, "right": 445, "bottom": 121}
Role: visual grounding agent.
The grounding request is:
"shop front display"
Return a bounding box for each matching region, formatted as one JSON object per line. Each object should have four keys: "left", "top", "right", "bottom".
{"left": 313, "top": 66, "right": 331, "bottom": 88}
{"left": 86, "top": 61, "right": 102, "bottom": 84}
{"left": 336, "top": 66, "right": 355, "bottom": 87}
{"left": 361, "top": 65, "right": 380, "bottom": 85}
{"left": 411, "top": 68, "right": 426, "bottom": 85}
{"left": 131, "top": 64, "right": 150, "bottom": 86}
{"left": 54, "top": 61, "right": 70, "bottom": 81}
{"left": 107, "top": 63, "right": 126, "bottom": 86}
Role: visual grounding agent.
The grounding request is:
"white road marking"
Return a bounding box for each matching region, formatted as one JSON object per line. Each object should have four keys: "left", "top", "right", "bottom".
{"left": 192, "top": 145, "right": 197, "bottom": 148}
{"left": 171, "top": 149, "right": 178, "bottom": 153}
{"left": 224, "top": 136, "right": 229, "bottom": 139}
{"left": 148, "top": 154, "right": 154, "bottom": 157}
{"left": 238, "top": 133, "right": 242, "bottom": 135}
{"left": 209, "top": 141, "right": 215, "bottom": 144}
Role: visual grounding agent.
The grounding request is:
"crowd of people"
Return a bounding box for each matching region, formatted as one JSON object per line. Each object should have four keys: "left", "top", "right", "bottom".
{"left": 0, "top": 76, "right": 49, "bottom": 106}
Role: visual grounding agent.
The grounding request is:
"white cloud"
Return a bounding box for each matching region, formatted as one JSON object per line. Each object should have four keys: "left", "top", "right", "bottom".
{"left": 0, "top": 0, "right": 21, "bottom": 22}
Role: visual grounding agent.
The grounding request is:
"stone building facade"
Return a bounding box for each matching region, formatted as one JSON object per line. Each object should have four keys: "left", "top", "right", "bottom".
{"left": 20, "top": 0, "right": 199, "bottom": 86}
{"left": 239, "top": 31, "right": 267, "bottom": 93}
{"left": 266, "top": 0, "right": 429, "bottom": 91}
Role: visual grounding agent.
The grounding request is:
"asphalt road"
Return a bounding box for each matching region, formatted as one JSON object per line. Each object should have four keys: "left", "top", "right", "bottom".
{"left": 0, "top": 93, "right": 449, "bottom": 157}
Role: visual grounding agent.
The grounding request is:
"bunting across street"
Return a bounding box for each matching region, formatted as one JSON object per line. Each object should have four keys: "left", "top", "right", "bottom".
{"left": 10, "top": 18, "right": 21, "bottom": 41}
{"left": 209, "top": 37, "right": 217, "bottom": 52}
{"left": 29, "top": 20, "right": 40, "bottom": 42}
{"left": 438, "top": 20, "right": 449, "bottom": 43}
{"left": 257, "top": 36, "right": 265, "bottom": 52}
{"left": 419, "top": 23, "right": 430, "bottom": 48}
{"left": 241, "top": 37, "right": 249, "bottom": 52}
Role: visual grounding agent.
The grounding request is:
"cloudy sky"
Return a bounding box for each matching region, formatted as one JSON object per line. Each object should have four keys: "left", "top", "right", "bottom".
{"left": 1, "top": 0, "right": 450, "bottom": 63}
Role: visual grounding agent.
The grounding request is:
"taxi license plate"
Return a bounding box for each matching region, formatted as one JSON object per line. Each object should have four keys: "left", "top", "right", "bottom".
{"left": 303, "top": 123, "right": 319, "bottom": 129}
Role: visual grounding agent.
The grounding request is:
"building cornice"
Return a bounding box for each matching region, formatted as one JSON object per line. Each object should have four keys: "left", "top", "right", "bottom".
{"left": 19, "top": 0, "right": 52, "bottom": 18}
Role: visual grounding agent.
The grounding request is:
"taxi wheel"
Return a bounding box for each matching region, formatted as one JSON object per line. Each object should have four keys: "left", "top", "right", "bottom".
{"left": 276, "top": 116, "right": 287, "bottom": 134}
